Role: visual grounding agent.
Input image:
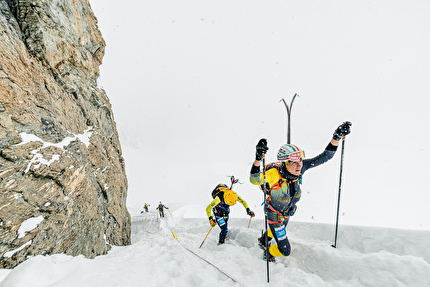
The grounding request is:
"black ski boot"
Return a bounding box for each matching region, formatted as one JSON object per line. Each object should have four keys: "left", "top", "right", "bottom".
{"left": 258, "top": 230, "right": 268, "bottom": 250}
{"left": 218, "top": 238, "right": 225, "bottom": 245}
{"left": 258, "top": 235, "right": 266, "bottom": 250}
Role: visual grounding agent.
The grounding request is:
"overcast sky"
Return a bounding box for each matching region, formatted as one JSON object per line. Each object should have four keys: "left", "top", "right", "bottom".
{"left": 89, "top": 0, "right": 430, "bottom": 230}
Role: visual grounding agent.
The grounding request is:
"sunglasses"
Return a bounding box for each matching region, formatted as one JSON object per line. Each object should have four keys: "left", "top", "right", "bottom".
{"left": 284, "top": 150, "right": 305, "bottom": 162}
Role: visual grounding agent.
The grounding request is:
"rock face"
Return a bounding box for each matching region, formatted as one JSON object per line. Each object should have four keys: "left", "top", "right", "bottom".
{"left": 0, "top": 0, "right": 131, "bottom": 268}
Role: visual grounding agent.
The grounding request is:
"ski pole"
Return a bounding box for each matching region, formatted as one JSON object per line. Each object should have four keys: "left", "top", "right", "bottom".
{"left": 262, "top": 154, "right": 270, "bottom": 283}
{"left": 247, "top": 216, "right": 252, "bottom": 228}
{"left": 199, "top": 226, "right": 213, "bottom": 249}
{"left": 332, "top": 136, "right": 346, "bottom": 248}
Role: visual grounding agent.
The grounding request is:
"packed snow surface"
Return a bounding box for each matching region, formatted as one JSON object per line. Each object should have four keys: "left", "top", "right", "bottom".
{"left": 0, "top": 205, "right": 429, "bottom": 287}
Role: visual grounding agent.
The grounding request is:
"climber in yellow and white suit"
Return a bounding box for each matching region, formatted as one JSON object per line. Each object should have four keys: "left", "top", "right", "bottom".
{"left": 206, "top": 184, "right": 255, "bottom": 245}
{"left": 250, "top": 122, "right": 352, "bottom": 262}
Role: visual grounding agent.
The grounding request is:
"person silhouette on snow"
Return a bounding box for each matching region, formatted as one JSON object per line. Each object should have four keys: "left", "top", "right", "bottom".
{"left": 206, "top": 181, "right": 255, "bottom": 245}
{"left": 157, "top": 202, "right": 168, "bottom": 218}
{"left": 143, "top": 203, "right": 150, "bottom": 213}
{"left": 250, "top": 121, "right": 352, "bottom": 262}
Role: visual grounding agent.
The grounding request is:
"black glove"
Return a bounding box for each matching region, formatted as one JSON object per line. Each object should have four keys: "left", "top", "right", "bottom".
{"left": 246, "top": 208, "right": 255, "bottom": 217}
{"left": 333, "top": 121, "right": 352, "bottom": 140}
{"left": 255, "top": 138, "right": 268, "bottom": 160}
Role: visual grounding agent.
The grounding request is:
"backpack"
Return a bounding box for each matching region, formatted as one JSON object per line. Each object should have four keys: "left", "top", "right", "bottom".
{"left": 261, "top": 161, "right": 302, "bottom": 192}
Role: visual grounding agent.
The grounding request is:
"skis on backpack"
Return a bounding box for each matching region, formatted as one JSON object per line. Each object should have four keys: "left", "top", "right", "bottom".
{"left": 280, "top": 93, "right": 299, "bottom": 144}
{"left": 227, "top": 175, "right": 242, "bottom": 189}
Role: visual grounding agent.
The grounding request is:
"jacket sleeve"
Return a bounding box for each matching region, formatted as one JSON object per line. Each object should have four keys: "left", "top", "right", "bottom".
{"left": 206, "top": 197, "right": 221, "bottom": 218}
{"left": 302, "top": 142, "right": 338, "bottom": 172}
{"left": 237, "top": 194, "right": 250, "bottom": 210}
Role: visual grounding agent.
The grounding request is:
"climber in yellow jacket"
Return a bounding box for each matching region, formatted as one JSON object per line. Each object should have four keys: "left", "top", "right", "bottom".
{"left": 206, "top": 182, "right": 255, "bottom": 245}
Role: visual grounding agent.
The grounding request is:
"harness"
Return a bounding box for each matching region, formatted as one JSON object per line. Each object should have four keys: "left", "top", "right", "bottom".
{"left": 214, "top": 204, "right": 230, "bottom": 217}
{"left": 267, "top": 204, "right": 297, "bottom": 224}
{"left": 264, "top": 164, "right": 301, "bottom": 224}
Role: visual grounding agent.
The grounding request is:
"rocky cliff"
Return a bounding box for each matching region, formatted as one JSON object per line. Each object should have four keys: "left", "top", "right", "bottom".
{"left": 0, "top": 0, "right": 131, "bottom": 268}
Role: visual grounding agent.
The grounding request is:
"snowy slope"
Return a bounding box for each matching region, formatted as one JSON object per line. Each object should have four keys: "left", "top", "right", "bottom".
{"left": 0, "top": 205, "right": 429, "bottom": 287}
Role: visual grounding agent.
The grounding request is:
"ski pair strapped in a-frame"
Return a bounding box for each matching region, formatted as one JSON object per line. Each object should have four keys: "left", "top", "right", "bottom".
{"left": 227, "top": 175, "right": 242, "bottom": 189}
{"left": 280, "top": 93, "right": 299, "bottom": 144}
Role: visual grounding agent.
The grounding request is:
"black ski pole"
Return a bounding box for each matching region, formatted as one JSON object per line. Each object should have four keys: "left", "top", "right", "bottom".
{"left": 332, "top": 136, "right": 346, "bottom": 248}
{"left": 280, "top": 93, "right": 299, "bottom": 144}
{"left": 262, "top": 154, "right": 269, "bottom": 283}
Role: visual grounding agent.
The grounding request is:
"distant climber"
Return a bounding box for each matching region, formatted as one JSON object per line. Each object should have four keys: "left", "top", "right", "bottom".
{"left": 157, "top": 202, "right": 169, "bottom": 218}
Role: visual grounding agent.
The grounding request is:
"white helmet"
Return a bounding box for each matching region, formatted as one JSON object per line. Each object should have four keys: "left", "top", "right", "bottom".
{"left": 277, "top": 144, "right": 305, "bottom": 162}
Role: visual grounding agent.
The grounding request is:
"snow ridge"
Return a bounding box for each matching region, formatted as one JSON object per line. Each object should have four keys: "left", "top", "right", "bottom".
{"left": 0, "top": 205, "right": 429, "bottom": 286}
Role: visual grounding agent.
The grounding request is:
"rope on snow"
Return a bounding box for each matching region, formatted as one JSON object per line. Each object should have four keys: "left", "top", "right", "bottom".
{"left": 170, "top": 230, "right": 243, "bottom": 286}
